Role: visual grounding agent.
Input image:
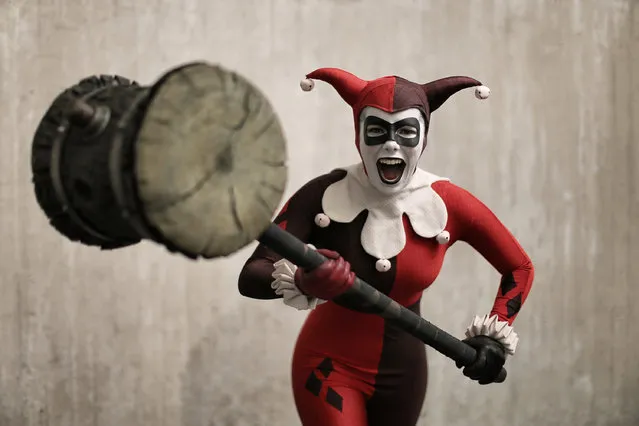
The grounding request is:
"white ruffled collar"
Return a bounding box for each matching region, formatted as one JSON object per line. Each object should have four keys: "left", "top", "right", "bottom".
{"left": 320, "top": 163, "right": 450, "bottom": 264}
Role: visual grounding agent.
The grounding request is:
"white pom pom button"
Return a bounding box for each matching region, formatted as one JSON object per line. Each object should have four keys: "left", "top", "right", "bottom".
{"left": 375, "top": 258, "right": 391, "bottom": 272}
{"left": 435, "top": 230, "right": 450, "bottom": 245}
{"left": 475, "top": 85, "right": 490, "bottom": 100}
{"left": 314, "top": 213, "right": 330, "bottom": 228}
{"left": 300, "top": 78, "right": 314, "bottom": 91}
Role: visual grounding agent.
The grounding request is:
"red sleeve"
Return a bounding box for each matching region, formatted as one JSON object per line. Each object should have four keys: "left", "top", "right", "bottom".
{"left": 432, "top": 181, "right": 534, "bottom": 325}
{"left": 237, "top": 170, "right": 346, "bottom": 299}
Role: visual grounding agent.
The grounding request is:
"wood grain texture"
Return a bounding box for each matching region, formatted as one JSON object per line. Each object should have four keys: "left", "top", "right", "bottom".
{"left": 136, "top": 62, "right": 287, "bottom": 258}
{"left": 0, "top": 1, "right": 637, "bottom": 425}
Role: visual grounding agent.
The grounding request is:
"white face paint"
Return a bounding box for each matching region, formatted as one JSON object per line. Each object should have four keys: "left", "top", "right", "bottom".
{"left": 358, "top": 106, "right": 426, "bottom": 195}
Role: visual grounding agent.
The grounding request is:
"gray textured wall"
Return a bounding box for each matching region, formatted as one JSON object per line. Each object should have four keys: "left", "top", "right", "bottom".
{"left": 0, "top": 0, "right": 637, "bottom": 425}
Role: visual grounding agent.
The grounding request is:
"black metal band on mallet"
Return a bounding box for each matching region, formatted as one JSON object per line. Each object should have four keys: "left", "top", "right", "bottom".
{"left": 259, "top": 223, "right": 507, "bottom": 384}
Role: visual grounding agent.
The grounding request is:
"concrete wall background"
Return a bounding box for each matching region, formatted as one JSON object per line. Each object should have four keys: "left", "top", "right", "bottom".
{"left": 0, "top": 0, "right": 637, "bottom": 425}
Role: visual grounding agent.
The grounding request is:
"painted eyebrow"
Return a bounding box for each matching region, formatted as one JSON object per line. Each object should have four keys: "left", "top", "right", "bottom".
{"left": 365, "top": 116, "right": 420, "bottom": 126}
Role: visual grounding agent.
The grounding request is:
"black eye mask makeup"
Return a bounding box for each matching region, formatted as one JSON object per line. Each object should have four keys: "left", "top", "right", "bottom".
{"left": 363, "top": 116, "right": 421, "bottom": 147}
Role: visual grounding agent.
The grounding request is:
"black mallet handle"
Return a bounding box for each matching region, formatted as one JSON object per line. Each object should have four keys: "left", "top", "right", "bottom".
{"left": 258, "top": 223, "right": 507, "bottom": 383}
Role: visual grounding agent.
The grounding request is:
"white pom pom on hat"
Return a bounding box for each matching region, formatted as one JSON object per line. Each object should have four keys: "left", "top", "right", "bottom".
{"left": 300, "top": 78, "right": 315, "bottom": 92}
{"left": 475, "top": 85, "right": 490, "bottom": 100}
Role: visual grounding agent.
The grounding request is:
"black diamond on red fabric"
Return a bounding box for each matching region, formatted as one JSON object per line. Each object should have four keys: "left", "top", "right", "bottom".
{"left": 325, "top": 387, "right": 343, "bottom": 412}
{"left": 304, "top": 372, "right": 322, "bottom": 396}
{"left": 506, "top": 292, "right": 523, "bottom": 318}
{"left": 316, "top": 357, "right": 334, "bottom": 378}
{"left": 500, "top": 272, "right": 517, "bottom": 296}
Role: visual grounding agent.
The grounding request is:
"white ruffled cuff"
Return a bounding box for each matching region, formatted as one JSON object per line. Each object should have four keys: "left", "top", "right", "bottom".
{"left": 465, "top": 314, "right": 519, "bottom": 356}
{"left": 270, "top": 245, "right": 326, "bottom": 311}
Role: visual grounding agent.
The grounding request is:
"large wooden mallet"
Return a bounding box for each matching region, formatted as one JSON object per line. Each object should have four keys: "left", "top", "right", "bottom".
{"left": 30, "top": 62, "right": 506, "bottom": 383}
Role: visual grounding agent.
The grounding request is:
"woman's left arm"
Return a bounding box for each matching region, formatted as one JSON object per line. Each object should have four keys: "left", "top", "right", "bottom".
{"left": 432, "top": 180, "right": 535, "bottom": 355}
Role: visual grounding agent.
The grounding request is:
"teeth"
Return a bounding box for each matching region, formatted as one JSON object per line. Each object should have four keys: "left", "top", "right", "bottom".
{"left": 379, "top": 158, "right": 404, "bottom": 165}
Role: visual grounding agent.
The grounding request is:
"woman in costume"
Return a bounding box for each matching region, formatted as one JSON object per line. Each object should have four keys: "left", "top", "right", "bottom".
{"left": 238, "top": 68, "right": 534, "bottom": 426}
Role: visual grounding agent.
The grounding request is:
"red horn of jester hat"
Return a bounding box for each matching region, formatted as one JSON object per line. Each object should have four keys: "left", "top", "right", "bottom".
{"left": 299, "top": 67, "right": 490, "bottom": 152}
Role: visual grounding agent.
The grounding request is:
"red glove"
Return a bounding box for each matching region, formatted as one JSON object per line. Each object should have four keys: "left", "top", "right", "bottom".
{"left": 294, "top": 249, "right": 355, "bottom": 300}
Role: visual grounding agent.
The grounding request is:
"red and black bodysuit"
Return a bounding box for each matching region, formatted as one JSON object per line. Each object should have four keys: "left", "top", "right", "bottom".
{"left": 238, "top": 68, "right": 534, "bottom": 426}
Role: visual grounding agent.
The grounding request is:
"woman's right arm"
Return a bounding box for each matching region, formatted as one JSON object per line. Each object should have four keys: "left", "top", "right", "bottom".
{"left": 237, "top": 174, "right": 334, "bottom": 299}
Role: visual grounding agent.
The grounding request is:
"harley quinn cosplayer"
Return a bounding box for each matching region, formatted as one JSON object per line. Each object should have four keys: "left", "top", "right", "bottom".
{"left": 238, "top": 68, "right": 534, "bottom": 426}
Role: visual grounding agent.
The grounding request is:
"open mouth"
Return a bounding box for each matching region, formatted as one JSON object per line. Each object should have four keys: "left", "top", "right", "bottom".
{"left": 376, "top": 157, "right": 406, "bottom": 184}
